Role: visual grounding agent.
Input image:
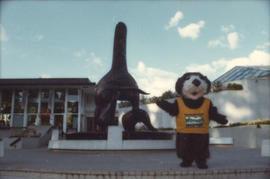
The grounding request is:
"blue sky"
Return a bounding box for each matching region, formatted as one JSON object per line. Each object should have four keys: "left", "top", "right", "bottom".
{"left": 0, "top": 0, "right": 269, "bottom": 96}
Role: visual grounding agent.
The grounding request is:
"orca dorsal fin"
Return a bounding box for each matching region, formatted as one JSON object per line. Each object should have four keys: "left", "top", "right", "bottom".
{"left": 111, "top": 22, "right": 128, "bottom": 73}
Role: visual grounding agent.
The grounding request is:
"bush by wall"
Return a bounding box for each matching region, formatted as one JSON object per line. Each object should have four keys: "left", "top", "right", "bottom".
{"left": 214, "top": 119, "right": 270, "bottom": 128}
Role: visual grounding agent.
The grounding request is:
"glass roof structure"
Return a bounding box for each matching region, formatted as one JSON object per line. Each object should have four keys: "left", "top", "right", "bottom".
{"left": 213, "top": 66, "right": 270, "bottom": 83}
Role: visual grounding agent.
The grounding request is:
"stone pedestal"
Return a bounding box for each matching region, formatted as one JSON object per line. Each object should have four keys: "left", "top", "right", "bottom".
{"left": 51, "top": 129, "right": 59, "bottom": 140}
{"left": 107, "top": 126, "right": 122, "bottom": 149}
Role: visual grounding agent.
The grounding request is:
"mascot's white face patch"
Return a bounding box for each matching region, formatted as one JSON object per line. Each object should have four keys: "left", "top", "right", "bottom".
{"left": 182, "top": 74, "right": 208, "bottom": 100}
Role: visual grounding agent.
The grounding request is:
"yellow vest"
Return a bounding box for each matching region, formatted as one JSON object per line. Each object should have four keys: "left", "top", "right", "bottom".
{"left": 176, "top": 98, "right": 210, "bottom": 134}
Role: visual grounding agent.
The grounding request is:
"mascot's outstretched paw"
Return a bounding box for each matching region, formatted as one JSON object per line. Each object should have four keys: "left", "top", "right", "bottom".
{"left": 122, "top": 109, "right": 157, "bottom": 132}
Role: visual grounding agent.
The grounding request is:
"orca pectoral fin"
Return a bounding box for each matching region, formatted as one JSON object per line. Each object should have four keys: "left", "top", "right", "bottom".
{"left": 106, "top": 86, "right": 150, "bottom": 95}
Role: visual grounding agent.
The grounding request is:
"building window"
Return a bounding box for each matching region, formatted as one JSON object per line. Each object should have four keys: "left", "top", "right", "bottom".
{"left": 40, "top": 89, "right": 49, "bottom": 100}
{"left": 28, "top": 103, "right": 38, "bottom": 114}
{"left": 54, "top": 103, "right": 64, "bottom": 113}
{"left": 14, "top": 90, "right": 24, "bottom": 113}
{"left": 40, "top": 89, "right": 50, "bottom": 125}
{"left": 1, "top": 90, "right": 12, "bottom": 113}
{"left": 54, "top": 115, "right": 63, "bottom": 130}
{"left": 27, "top": 89, "right": 39, "bottom": 126}
{"left": 68, "top": 101, "right": 78, "bottom": 113}
{"left": 41, "top": 102, "right": 48, "bottom": 113}
{"left": 54, "top": 89, "right": 65, "bottom": 113}
{"left": 13, "top": 90, "right": 24, "bottom": 127}
{"left": 68, "top": 88, "right": 78, "bottom": 95}
{"left": 0, "top": 90, "right": 12, "bottom": 127}
{"left": 67, "top": 114, "right": 78, "bottom": 130}
{"left": 27, "top": 115, "right": 36, "bottom": 126}
{"left": 55, "top": 89, "right": 65, "bottom": 101}
{"left": 67, "top": 88, "right": 79, "bottom": 132}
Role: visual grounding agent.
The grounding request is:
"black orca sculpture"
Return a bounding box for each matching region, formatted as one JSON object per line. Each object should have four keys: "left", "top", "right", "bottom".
{"left": 94, "top": 22, "right": 156, "bottom": 131}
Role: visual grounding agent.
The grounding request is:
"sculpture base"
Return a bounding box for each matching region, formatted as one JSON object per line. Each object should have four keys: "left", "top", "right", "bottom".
{"left": 49, "top": 127, "right": 233, "bottom": 150}
{"left": 65, "top": 132, "right": 107, "bottom": 140}
{"left": 49, "top": 127, "right": 176, "bottom": 150}
{"left": 123, "top": 131, "right": 173, "bottom": 140}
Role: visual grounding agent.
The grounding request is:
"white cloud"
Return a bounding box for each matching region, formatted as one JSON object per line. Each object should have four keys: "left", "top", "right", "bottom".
{"left": 209, "top": 25, "right": 242, "bottom": 50}
{"left": 184, "top": 49, "right": 270, "bottom": 80}
{"left": 73, "top": 49, "right": 86, "bottom": 57}
{"left": 74, "top": 50, "right": 102, "bottom": 65}
{"left": 227, "top": 32, "right": 239, "bottom": 49}
{"left": 137, "top": 61, "right": 146, "bottom": 73}
{"left": 132, "top": 61, "right": 179, "bottom": 96}
{"left": 90, "top": 52, "right": 102, "bottom": 65}
{"left": 34, "top": 34, "right": 44, "bottom": 41}
{"left": 130, "top": 49, "right": 270, "bottom": 96}
{"left": 208, "top": 37, "right": 226, "bottom": 48}
{"left": 40, "top": 74, "right": 52, "bottom": 78}
{"left": 221, "top": 24, "right": 235, "bottom": 33}
{"left": 208, "top": 40, "right": 222, "bottom": 48}
{"left": 209, "top": 31, "right": 240, "bottom": 50}
{"left": 256, "top": 42, "right": 270, "bottom": 51}
{"left": 186, "top": 64, "right": 216, "bottom": 74}
{"left": 88, "top": 75, "right": 99, "bottom": 82}
{"left": 177, "top": 21, "right": 205, "bottom": 39}
{"left": 0, "top": 24, "right": 8, "bottom": 41}
{"left": 165, "top": 11, "right": 183, "bottom": 30}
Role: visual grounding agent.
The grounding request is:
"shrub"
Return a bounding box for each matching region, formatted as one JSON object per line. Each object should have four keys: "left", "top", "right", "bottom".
{"left": 212, "top": 81, "right": 223, "bottom": 92}
{"left": 227, "top": 83, "right": 243, "bottom": 90}
{"left": 214, "top": 119, "right": 270, "bottom": 128}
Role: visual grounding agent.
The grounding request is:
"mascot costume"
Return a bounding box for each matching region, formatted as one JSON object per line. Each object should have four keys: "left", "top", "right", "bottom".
{"left": 156, "top": 72, "right": 228, "bottom": 169}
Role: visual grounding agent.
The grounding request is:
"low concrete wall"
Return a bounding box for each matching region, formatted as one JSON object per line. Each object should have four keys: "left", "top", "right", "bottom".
{"left": 3, "top": 137, "right": 41, "bottom": 149}
{"left": 22, "top": 137, "right": 40, "bottom": 149}
{"left": 3, "top": 137, "right": 22, "bottom": 149}
{"left": 3, "top": 137, "right": 43, "bottom": 149}
{"left": 2, "top": 126, "right": 52, "bottom": 149}
{"left": 210, "top": 125, "right": 270, "bottom": 148}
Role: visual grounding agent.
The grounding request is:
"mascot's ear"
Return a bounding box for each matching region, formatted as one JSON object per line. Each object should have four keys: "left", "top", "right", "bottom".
{"left": 200, "top": 74, "right": 211, "bottom": 94}
{"left": 175, "top": 73, "right": 190, "bottom": 96}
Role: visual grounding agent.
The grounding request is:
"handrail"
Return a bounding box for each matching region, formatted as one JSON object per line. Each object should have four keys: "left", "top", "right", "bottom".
{"left": 10, "top": 137, "right": 21, "bottom": 147}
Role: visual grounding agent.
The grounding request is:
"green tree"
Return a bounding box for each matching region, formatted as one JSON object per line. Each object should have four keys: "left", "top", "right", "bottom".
{"left": 118, "top": 101, "right": 131, "bottom": 108}
{"left": 160, "top": 90, "right": 178, "bottom": 99}
{"left": 148, "top": 96, "right": 160, "bottom": 103}
{"left": 140, "top": 95, "right": 148, "bottom": 104}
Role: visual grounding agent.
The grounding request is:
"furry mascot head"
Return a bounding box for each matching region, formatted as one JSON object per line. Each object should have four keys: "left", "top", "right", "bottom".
{"left": 175, "top": 72, "right": 211, "bottom": 100}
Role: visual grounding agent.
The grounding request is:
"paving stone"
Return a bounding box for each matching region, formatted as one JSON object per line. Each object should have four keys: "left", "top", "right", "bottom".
{"left": 0, "top": 146, "right": 269, "bottom": 178}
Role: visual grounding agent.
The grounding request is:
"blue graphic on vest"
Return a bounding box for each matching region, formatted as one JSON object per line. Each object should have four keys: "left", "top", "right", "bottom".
{"left": 185, "top": 114, "right": 204, "bottom": 127}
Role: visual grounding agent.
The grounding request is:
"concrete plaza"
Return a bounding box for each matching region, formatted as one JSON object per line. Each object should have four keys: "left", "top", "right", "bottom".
{"left": 0, "top": 146, "right": 269, "bottom": 179}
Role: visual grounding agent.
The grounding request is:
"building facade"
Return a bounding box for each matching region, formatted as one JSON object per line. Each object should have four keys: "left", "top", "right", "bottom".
{"left": 0, "top": 78, "right": 96, "bottom": 133}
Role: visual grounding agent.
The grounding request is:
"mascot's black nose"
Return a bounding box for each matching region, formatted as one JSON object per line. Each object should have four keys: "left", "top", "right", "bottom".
{"left": 192, "top": 79, "right": 201, "bottom": 87}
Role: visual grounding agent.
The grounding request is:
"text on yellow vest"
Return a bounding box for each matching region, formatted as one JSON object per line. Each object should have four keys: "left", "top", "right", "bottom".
{"left": 176, "top": 98, "right": 210, "bottom": 134}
